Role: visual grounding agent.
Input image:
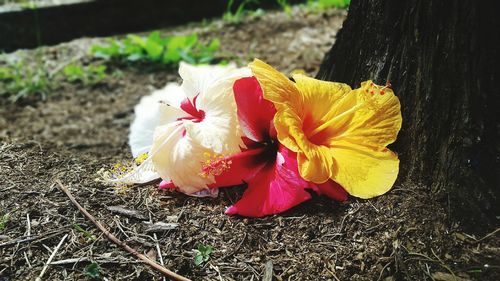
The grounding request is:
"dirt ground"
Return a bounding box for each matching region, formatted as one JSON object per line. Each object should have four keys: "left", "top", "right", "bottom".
{"left": 1, "top": 7, "right": 499, "bottom": 281}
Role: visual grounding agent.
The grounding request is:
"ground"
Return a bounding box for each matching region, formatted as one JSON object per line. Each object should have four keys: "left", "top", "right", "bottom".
{"left": 0, "top": 7, "right": 499, "bottom": 281}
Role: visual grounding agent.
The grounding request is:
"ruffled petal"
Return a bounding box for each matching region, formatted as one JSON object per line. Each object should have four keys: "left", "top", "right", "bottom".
{"left": 249, "top": 59, "right": 300, "bottom": 107}
{"left": 274, "top": 107, "right": 336, "bottom": 184}
{"left": 292, "top": 74, "right": 354, "bottom": 145}
{"left": 150, "top": 122, "right": 215, "bottom": 194}
{"left": 179, "top": 62, "right": 250, "bottom": 100}
{"left": 225, "top": 145, "right": 311, "bottom": 217}
{"left": 184, "top": 115, "right": 242, "bottom": 155}
{"left": 233, "top": 77, "right": 276, "bottom": 142}
{"left": 331, "top": 80, "right": 402, "bottom": 148}
{"left": 296, "top": 145, "right": 335, "bottom": 184}
{"left": 142, "top": 63, "right": 249, "bottom": 193}
{"left": 183, "top": 64, "right": 249, "bottom": 155}
{"left": 129, "top": 83, "right": 186, "bottom": 157}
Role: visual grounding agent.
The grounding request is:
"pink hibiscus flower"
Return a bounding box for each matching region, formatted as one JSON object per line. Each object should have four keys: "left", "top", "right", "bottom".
{"left": 205, "top": 77, "right": 348, "bottom": 217}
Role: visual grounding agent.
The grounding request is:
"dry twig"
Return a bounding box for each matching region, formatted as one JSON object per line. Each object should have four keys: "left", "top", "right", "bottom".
{"left": 35, "top": 233, "right": 68, "bottom": 281}
{"left": 470, "top": 227, "right": 500, "bottom": 244}
{"left": 56, "top": 180, "right": 191, "bottom": 281}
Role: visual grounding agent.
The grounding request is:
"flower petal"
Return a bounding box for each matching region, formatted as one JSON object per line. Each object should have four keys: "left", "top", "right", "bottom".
{"left": 208, "top": 147, "right": 268, "bottom": 188}
{"left": 179, "top": 62, "right": 250, "bottom": 100}
{"left": 183, "top": 65, "right": 249, "bottom": 155}
{"left": 330, "top": 141, "right": 399, "bottom": 198}
{"left": 311, "top": 180, "right": 348, "bottom": 202}
{"left": 233, "top": 76, "right": 276, "bottom": 142}
{"left": 331, "top": 80, "right": 402, "bottom": 148}
{"left": 150, "top": 122, "right": 215, "bottom": 194}
{"left": 271, "top": 74, "right": 356, "bottom": 183}
{"left": 297, "top": 145, "right": 335, "bottom": 184}
{"left": 129, "top": 83, "right": 186, "bottom": 157}
{"left": 249, "top": 59, "right": 300, "bottom": 107}
{"left": 184, "top": 115, "right": 242, "bottom": 155}
{"left": 292, "top": 74, "right": 354, "bottom": 144}
{"left": 225, "top": 145, "right": 312, "bottom": 217}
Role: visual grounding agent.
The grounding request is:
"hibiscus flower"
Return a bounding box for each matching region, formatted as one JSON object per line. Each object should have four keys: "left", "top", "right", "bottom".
{"left": 202, "top": 76, "right": 347, "bottom": 217}
{"left": 123, "top": 62, "right": 251, "bottom": 195}
{"left": 249, "top": 59, "right": 402, "bottom": 198}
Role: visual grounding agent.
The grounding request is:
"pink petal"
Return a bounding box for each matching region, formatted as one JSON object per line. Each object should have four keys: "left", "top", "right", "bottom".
{"left": 226, "top": 145, "right": 312, "bottom": 217}
{"left": 224, "top": 205, "right": 237, "bottom": 215}
{"left": 159, "top": 180, "right": 176, "bottom": 189}
{"left": 233, "top": 77, "right": 277, "bottom": 142}
{"left": 312, "top": 180, "right": 348, "bottom": 202}
{"left": 208, "top": 147, "right": 268, "bottom": 188}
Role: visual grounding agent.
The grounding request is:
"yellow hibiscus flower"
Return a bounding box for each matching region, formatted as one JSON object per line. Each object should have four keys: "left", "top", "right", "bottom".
{"left": 249, "top": 59, "right": 402, "bottom": 199}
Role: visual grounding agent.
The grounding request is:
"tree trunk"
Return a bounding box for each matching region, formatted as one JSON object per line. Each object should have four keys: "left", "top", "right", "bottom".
{"left": 317, "top": 0, "right": 500, "bottom": 228}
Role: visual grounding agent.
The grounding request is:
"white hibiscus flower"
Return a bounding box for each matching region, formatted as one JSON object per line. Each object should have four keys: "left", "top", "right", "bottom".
{"left": 122, "top": 62, "right": 250, "bottom": 195}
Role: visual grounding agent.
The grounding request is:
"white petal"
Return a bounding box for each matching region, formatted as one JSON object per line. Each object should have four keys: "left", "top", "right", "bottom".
{"left": 129, "top": 83, "right": 186, "bottom": 157}
{"left": 150, "top": 123, "right": 215, "bottom": 194}
{"left": 179, "top": 62, "right": 248, "bottom": 100}
{"left": 184, "top": 115, "right": 242, "bottom": 155}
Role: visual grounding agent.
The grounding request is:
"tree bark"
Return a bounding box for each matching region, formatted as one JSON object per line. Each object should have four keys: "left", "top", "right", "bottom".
{"left": 317, "top": 0, "right": 500, "bottom": 228}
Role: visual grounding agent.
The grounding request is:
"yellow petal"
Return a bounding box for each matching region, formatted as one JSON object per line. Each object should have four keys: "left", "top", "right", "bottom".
{"left": 297, "top": 145, "right": 335, "bottom": 184}
{"left": 327, "top": 81, "right": 402, "bottom": 197}
{"left": 291, "top": 74, "right": 354, "bottom": 145}
{"left": 249, "top": 59, "right": 300, "bottom": 106}
{"left": 275, "top": 108, "right": 335, "bottom": 183}
{"left": 330, "top": 141, "right": 399, "bottom": 198}
{"left": 333, "top": 80, "right": 402, "bottom": 148}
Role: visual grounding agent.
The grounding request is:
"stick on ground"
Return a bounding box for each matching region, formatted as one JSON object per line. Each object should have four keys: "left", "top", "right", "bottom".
{"left": 56, "top": 180, "right": 191, "bottom": 281}
{"left": 36, "top": 233, "right": 68, "bottom": 281}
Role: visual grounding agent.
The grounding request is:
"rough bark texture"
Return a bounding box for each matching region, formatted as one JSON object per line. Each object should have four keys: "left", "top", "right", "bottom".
{"left": 317, "top": 0, "right": 500, "bottom": 228}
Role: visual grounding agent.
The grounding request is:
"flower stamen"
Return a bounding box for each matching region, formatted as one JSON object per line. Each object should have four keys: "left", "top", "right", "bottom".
{"left": 199, "top": 152, "right": 232, "bottom": 178}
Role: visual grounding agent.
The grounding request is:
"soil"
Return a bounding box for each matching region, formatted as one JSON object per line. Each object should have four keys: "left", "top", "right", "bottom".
{"left": 1, "top": 7, "right": 499, "bottom": 281}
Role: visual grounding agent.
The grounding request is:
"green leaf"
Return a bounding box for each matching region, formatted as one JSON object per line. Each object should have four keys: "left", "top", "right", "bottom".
{"left": 147, "top": 31, "right": 162, "bottom": 43}
{"left": 0, "top": 67, "right": 12, "bottom": 80}
{"left": 145, "top": 39, "right": 164, "bottom": 60}
{"left": 185, "top": 33, "right": 198, "bottom": 48}
{"left": 194, "top": 243, "right": 213, "bottom": 265}
{"left": 89, "top": 31, "right": 220, "bottom": 68}
{"left": 194, "top": 254, "right": 204, "bottom": 266}
{"left": 84, "top": 262, "right": 100, "bottom": 278}
{"left": 207, "top": 38, "right": 220, "bottom": 52}
{"left": 127, "top": 53, "right": 144, "bottom": 61}
{"left": 127, "top": 34, "right": 146, "bottom": 48}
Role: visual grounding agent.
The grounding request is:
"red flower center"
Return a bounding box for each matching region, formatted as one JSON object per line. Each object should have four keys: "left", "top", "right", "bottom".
{"left": 178, "top": 95, "right": 205, "bottom": 123}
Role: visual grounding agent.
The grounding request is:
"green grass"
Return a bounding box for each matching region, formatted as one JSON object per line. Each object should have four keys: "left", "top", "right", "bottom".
{"left": 72, "top": 224, "right": 97, "bottom": 241}
{"left": 63, "top": 63, "right": 107, "bottom": 86}
{"left": 307, "top": 0, "right": 351, "bottom": 10}
{"left": 276, "top": 0, "right": 293, "bottom": 16}
{"left": 91, "top": 32, "right": 220, "bottom": 67}
{"left": 0, "top": 59, "right": 52, "bottom": 102}
{"left": 223, "top": 0, "right": 262, "bottom": 23}
{"left": 0, "top": 57, "right": 110, "bottom": 102}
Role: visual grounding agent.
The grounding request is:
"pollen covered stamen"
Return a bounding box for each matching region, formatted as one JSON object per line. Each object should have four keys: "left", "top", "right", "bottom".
{"left": 199, "top": 152, "right": 232, "bottom": 178}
